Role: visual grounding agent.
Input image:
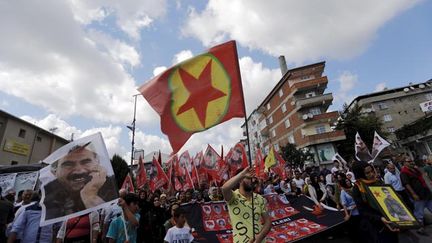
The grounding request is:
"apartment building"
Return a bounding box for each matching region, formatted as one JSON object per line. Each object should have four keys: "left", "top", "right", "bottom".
{"left": 0, "top": 109, "right": 69, "bottom": 165}
{"left": 347, "top": 80, "right": 432, "bottom": 157}
{"left": 244, "top": 57, "right": 345, "bottom": 165}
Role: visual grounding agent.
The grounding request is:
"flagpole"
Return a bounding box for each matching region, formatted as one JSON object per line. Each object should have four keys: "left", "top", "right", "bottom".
{"left": 130, "top": 94, "right": 138, "bottom": 167}
{"left": 232, "top": 41, "right": 256, "bottom": 241}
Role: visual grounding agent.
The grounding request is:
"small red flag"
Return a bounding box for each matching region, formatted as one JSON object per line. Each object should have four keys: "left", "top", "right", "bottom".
{"left": 149, "top": 156, "right": 169, "bottom": 192}
{"left": 226, "top": 143, "right": 249, "bottom": 177}
{"left": 272, "top": 149, "right": 287, "bottom": 179}
{"left": 203, "top": 144, "right": 228, "bottom": 183}
{"left": 121, "top": 174, "right": 135, "bottom": 193}
{"left": 136, "top": 156, "right": 147, "bottom": 189}
{"left": 138, "top": 41, "right": 246, "bottom": 153}
{"left": 255, "top": 149, "right": 267, "bottom": 180}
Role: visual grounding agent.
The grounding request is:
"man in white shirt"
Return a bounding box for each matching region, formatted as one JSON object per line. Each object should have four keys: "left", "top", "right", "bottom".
{"left": 330, "top": 161, "right": 340, "bottom": 174}
{"left": 384, "top": 163, "right": 413, "bottom": 209}
{"left": 292, "top": 171, "right": 305, "bottom": 191}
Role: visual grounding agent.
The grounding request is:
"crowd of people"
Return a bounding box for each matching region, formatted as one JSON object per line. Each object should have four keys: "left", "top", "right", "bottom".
{"left": 1, "top": 153, "right": 432, "bottom": 243}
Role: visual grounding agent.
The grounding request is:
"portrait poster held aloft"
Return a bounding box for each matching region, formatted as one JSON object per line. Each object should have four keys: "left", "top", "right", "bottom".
{"left": 366, "top": 185, "right": 419, "bottom": 229}
{"left": 39, "top": 132, "right": 119, "bottom": 226}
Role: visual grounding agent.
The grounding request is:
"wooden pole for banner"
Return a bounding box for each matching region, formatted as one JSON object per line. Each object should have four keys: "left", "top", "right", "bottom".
{"left": 232, "top": 41, "right": 257, "bottom": 241}
{"left": 121, "top": 210, "right": 130, "bottom": 242}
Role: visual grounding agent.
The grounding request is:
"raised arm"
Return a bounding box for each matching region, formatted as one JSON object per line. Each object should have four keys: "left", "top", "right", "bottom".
{"left": 221, "top": 167, "right": 253, "bottom": 202}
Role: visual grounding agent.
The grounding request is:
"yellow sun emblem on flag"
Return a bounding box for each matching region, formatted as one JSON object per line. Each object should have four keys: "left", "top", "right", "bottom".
{"left": 169, "top": 54, "right": 231, "bottom": 132}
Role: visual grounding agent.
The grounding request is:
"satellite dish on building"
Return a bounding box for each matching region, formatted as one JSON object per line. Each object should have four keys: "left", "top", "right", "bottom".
{"left": 308, "top": 113, "right": 313, "bottom": 118}
{"left": 366, "top": 108, "right": 372, "bottom": 113}
{"left": 302, "top": 114, "right": 308, "bottom": 120}
{"left": 403, "top": 88, "right": 409, "bottom": 92}
{"left": 419, "top": 84, "right": 425, "bottom": 89}
{"left": 410, "top": 86, "right": 415, "bottom": 90}
{"left": 291, "top": 101, "right": 296, "bottom": 106}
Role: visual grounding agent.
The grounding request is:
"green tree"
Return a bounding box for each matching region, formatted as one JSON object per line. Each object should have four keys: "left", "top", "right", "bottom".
{"left": 280, "top": 143, "right": 313, "bottom": 168}
{"left": 111, "top": 154, "right": 130, "bottom": 189}
{"left": 335, "top": 103, "right": 388, "bottom": 162}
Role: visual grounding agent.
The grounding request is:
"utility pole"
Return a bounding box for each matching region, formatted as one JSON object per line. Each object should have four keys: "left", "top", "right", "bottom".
{"left": 128, "top": 95, "right": 139, "bottom": 167}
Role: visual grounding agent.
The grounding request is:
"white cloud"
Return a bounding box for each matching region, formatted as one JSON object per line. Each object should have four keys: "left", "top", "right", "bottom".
{"left": 338, "top": 71, "right": 358, "bottom": 92}
{"left": 134, "top": 130, "right": 172, "bottom": 155}
{"left": 67, "top": 0, "right": 167, "bottom": 39}
{"left": 333, "top": 71, "right": 359, "bottom": 108}
{"left": 20, "top": 114, "right": 126, "bottom": 157}
{"left": 183, "top": 0, "right": 420, "bottom": 64}
{"left": 172, "top": 50, "right": 194, "bottom": 64}
{"left": 153, "top": 66, "right": 167, "bottom": 77}
{"left": 0, "top": 1, "right": 158, "bottom": 125}
{"left": 239, "top": 56, "right": 281, "bottom": 113}
{"left": 374, "top": 82, "right": 387, "bottom": 92}
{"left": 87, "top": 30, "right": 140, "bottom": 67}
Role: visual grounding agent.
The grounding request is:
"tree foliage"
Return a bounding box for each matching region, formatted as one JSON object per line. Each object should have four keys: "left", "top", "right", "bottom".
{"left": 335, "top": 103, "right": 388, "bottom": 162}
{"left": 280, "top": 143, "right": 313, "bottom": 168}
{"left": 111, "top": 154, "right": 129, "bottom": 188}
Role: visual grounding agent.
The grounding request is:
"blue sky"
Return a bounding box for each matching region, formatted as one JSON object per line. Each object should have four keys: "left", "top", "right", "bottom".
{"left": 0, "top": 0, "right": 431, "bottom": 161}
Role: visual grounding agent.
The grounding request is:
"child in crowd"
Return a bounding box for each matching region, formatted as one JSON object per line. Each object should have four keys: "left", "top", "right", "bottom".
{"left": 164, "top": 208, "right": 194, "bottom": 243}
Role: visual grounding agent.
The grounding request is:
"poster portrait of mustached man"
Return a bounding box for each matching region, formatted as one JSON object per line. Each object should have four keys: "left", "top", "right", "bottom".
{"left": 39, "top": 133, "right": 118, "bottom": 226}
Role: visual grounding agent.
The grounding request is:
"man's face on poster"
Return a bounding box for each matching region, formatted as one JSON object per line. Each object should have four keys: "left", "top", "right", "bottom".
{"left": 55, "top": 148, "right": 99, "bottom": 192}
{"left": 231, "top": 149, "right": 242, "bottom": 164}
{"left": 205, "top": 152, "right": 216, "bottom": 168}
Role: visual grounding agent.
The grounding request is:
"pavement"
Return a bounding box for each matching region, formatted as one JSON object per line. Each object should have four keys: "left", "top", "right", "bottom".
{"left": 299, "top": 212, "right": 432, "bottom": 243}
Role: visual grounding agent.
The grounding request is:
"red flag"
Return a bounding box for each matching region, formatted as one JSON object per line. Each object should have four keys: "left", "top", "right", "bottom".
{"left": 121, "top": 174, "right": 135, "bottom": 193}
{"left": 174, "top": 155, "right": 194, "bottom": 191}
{"left": 272, "top": 149, "right": 287, "bottom": 179}
{"left": 166, "top": 155, "right": 176, "bottom": 190}
{"left": 138, "top": 41, "right": 246, "bottom": 153}
{"left": 255, "top": 149, "right": 267, "bottom": 180}
{"left": 149, "top": 157, "right": 170, "bottom": 192}
{"left": 203, "top": 144, "right": 228, "bottom": 182}
{"left": 179, "top": 150, "right": 193, "bottom": 173}
{"left": 226, "top": 143, "right": 249, "bottom": 177}
{"left": 193, "top": 151, "right": 208, "bottom": 186}
{"left": 136, "top": 156, "right": 147, "bottom": 189}
{"left": 158, "top": 150, "right": 162, "bottom": 165}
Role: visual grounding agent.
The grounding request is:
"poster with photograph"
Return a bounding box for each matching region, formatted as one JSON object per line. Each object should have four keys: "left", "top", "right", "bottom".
{"left": 0, "top": 173, "right": 17, "bottom": 196}
{"left": 201, "top": 202, "right": 232, "bottom": 231}
{"left": 14, "top": 171, "right": 39, "bottom": 195}
{"left": 39, "top": 132, "right": 119, "bottom": 226}
{"left": 366, "top": 185, "right": 419, "bottom": 229}
{"left": 355, "top": 132, "right": 373, "bottom": 162}
{"left": 370, "top": 131, "right": 390, "bottom": 161}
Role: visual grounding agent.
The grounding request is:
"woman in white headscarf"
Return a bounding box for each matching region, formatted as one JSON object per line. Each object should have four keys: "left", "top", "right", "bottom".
{"left": 346, "top": 171, "right": 356, "bottom": 183}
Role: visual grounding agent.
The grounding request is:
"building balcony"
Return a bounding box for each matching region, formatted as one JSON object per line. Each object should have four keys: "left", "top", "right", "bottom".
{"left": 302, "top": 130, "right": 346, "bottom": 147}
{"left": 295, "top": 93, "right": 333, "bottom": 110}
{"left": 291, "top": 77, "right": 328, "bottom": 95}
{"left": 300, "top": 111, "right": 339, "bottom": 124}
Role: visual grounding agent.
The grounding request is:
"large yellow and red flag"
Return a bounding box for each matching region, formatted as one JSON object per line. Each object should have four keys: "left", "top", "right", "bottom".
{"left": 138, "top": 41, "right": 245, "bottom": 153}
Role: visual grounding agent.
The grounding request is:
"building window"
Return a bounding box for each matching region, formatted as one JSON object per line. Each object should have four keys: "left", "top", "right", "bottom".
{"left": 0, "top": 122, "right": 3, "bottom": 127}
{"left": 18, "top": 129, "right": 26, "bottom": 138}
{"left": 388, "top": 127, "right": 395, "bottom": 133}
{"left": 281, "top": 104, "right": 287, "bottom": 113}
{"left": 301, "top": 75, "right": 312, "bottom": 81}
{"left": 274, "top": 144, "right": 280, "bottom": 151}
{"left": 271, "top": 130, "right": 276, "bottom": 137}
{"left": 37, "top": 136, "right": 42, "bottom": 142}
{"left": 426, "top": 93, "right": 432, "bottom": 100}
{"left": 267, "top": 103, "right": 271, "bottom": 110}
{"left": 288, "top": 135, "right": 295, "bottom": 144}
{"left": 268, "top": 116, "right": 273, "bottom": 124}
{"left": 284, "top": 119, "right": 290, "bottom": 128}
{"left": 305, "top": 91, "right": 316, "bottom": 98}
{"left": 11, "top": 161, "right": 18, "bottom": 165}
{"left": 279, "top": 89, "right": 283, "bottom": 97}
{"left": 377, "top": 102, "right": 388, "bottom": 110}
{"left": 315, "top": 125, "right": 326, "bottom": 134}
{"left": 383, "top": 114, "right": 392, "bottom": 122}
{"left": 309, "top": 107, "right": 321, "bottom": 115}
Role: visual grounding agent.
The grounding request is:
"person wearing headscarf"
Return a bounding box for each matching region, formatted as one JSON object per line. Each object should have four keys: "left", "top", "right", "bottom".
{"left": 346, "top": 172, "right": 356, "bottom": 183}
{"left": 307, "top": 174, "right": 327, "bottom": 209}
{"left": 352, "top": 161, "right": 399, "bottom": 243}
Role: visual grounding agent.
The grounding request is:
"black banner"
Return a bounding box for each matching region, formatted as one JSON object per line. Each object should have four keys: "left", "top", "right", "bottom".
{"left": 182, "top": 194, "right": 345, "bottom": 242}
